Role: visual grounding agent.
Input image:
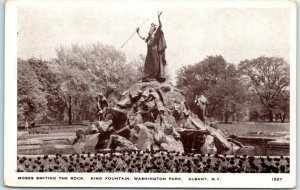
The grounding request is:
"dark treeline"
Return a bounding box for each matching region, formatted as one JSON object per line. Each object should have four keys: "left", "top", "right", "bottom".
{"left": 17, "top": 42, "right": 290, "bottom": 125}
{"left": 176, "top": 55, "right": 290, "bottom": 123}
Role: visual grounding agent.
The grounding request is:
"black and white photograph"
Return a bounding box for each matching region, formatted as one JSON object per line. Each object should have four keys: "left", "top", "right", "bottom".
{"left": 4, "top": 0, "right": 296, "bottom": 188}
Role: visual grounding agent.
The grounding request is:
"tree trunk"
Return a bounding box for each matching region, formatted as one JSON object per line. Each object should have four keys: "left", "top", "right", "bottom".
{"left": 280, "top": 112, "right": 286, "bottom": 123}
{"left": 68, "top": 107, "right": 72, "bottom": 125}
{"left": 68, "top": 96, "right": 72, "bottom": 125}
{"left": 224, "top": 115, "right": 229, "bottom": 124}
{"left": 268, "top": 110, "right": 273, "bottom": 122}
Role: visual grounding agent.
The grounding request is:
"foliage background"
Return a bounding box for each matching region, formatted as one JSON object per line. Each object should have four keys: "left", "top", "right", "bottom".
{"left": 18, "top": 44, "right": 290, "bottom": 125}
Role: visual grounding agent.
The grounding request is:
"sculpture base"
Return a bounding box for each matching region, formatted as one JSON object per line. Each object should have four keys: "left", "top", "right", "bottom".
{"left": 142, "top": 77, "right": 166, "bottom": 83}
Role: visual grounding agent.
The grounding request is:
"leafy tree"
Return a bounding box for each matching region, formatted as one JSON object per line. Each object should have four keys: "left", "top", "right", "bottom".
{"left": 17, "top": 42, "right": 146, "bottom": 125}
{"left": 176, "top": 56, "right": 247, "bottom": 122}
{"left": 52, "top": 42, "right": 140, "bottom": 124}
{"left": 17, "top": 59, "right": 48, "bottom": 121}
{"left": 204, "top": 66, "right": 247, "bottom": 123}
{"left": 176, "top": 55, "right": 227, "bottom": 111}
{"left": 26, "top": 58, "right": 65, "bottom": 122}
{"left": 273, "top": 90, "right": 289, "bottom": 123}
{"left": 52, "top": 45, "right": 99, "bottom": 124}
{"left": 239, "top": 56, "right": 289, "bottom": 122}
{"left": 247, "top": 95, "right": 265, "bottom": 122}
{"left": 130, "top": 54, "right": 145, "bottom": 80}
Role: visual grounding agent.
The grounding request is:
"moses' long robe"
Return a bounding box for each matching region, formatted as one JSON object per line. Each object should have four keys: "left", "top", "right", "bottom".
{"left": 143, "top": 25, "right": 167, "bottom": 81}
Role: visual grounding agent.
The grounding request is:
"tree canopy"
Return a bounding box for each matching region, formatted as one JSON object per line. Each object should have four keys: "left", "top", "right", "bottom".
{"left": 176, "top": 55, "right": 248, "bottom": 122}
{"left": 238, "top": 56, "right": 290, "bottom": 122}
{"left": 17, "top": 45, "right": 290, "bottom": 124}
{"left": 176, "top": 55, "right": 289, "bottom": 123}
{"left": 17, "top": 42, "right": 141, "bottom": 124}
{"left": 17, "top": 58, "right": 48, "bottom": 121}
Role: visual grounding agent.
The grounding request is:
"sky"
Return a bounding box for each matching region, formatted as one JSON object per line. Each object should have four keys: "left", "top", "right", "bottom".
{"left": 17, "top": 1, "right": 291, "bottom": 82}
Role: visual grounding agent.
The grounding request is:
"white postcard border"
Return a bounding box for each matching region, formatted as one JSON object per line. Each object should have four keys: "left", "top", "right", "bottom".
{"left": 4, "top": 0, "right": 297, "bottom": 188}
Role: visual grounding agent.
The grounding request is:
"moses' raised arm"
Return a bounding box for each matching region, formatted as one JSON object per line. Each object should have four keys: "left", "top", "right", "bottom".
{"left": 158, "top": 11, "right": 162, "bottom": 28}
{"left": 136, "top": 28, "right": 146, "bottom": 41}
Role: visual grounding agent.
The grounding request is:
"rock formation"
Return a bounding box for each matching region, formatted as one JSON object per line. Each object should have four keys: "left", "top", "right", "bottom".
{"left": 73, "top": 81, "right": 245, "bottom": 154}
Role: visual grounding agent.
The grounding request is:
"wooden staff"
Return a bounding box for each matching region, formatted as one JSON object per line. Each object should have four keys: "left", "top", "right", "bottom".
{"left": 120, "top": 18, "right": 149, "bottom": 48}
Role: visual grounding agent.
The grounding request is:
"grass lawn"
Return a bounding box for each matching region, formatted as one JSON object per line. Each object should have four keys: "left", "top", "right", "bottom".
{"left": 217, "top": 122, "right": 290, "bottom": 137}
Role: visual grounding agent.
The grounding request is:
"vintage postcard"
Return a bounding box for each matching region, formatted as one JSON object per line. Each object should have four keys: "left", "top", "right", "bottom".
{"left": 4, "top": 0, "right": 297, "bottom": 188}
